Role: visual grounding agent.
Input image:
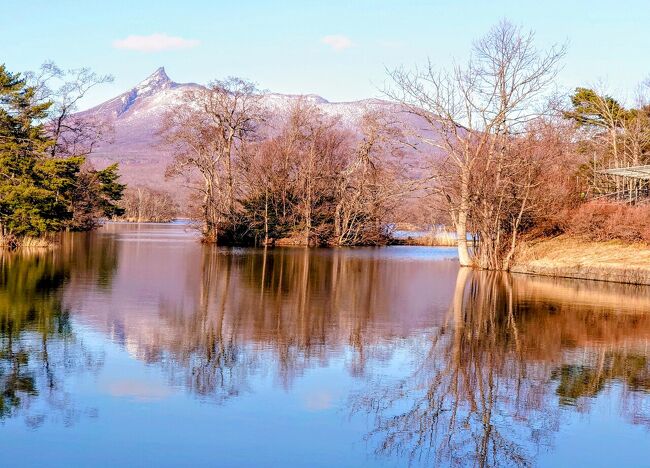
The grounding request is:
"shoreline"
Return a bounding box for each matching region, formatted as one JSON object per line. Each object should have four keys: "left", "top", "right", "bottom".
{"left": 512, "top": 236, "right": 650, "bottom": 286}
{"left": 6, "top": 225, "right": 650, "bottom": 286}
{"left": 510, "top": 264, "right": 650, "bottom": 286}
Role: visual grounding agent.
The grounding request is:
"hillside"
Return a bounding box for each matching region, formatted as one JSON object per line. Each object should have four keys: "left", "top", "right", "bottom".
{"left": 80, "top": 67, "right": 436, "bottom": 192}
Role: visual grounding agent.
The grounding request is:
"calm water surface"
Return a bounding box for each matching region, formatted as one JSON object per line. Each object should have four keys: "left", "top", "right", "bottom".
{"left": 2, "top": 223, "right": 650, "bottom": 467}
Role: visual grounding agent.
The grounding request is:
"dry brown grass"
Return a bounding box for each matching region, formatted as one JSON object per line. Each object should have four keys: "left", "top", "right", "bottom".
{"left": 513, "top": 235, "right": 650, "bottom": 285}
{"left": 272, "top": 236, "right": 306, "bottom": 246}
{"left": 0, "top": 234, "right": 58, "bottom": 250}
{"left": 401, "top": 229, "right": 458, "bottom": 247}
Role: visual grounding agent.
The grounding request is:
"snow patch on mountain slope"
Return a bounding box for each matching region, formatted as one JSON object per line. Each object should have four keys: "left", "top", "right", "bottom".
{"left": 78, "top": 67, "right": 436, "bottom": 190}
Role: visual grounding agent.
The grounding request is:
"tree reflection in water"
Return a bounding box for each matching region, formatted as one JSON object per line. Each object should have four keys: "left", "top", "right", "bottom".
{"left": 352, "top": 269, "right": 650, "bottom": 467}
{"left": 0, "top": 233, "right": 115, "bottom": 426}
{"left": 152, "top": 246, "right": 436, "bottom": 401}
{"left": 9, "top": 225, "right": 650, "bottom": 465}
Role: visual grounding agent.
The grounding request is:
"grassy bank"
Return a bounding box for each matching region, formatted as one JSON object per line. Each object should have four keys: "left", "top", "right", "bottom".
{"left": 512, "top": 236, "right": 650, "bottom": 285}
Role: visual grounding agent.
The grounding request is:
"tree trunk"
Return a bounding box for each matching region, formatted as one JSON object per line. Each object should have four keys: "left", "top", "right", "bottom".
{"left": 456, "top": 167, "right": 474, "bottom": 267}
{"left": 225, "top": 138, "right": 235, "bottom": 217}
{"left": 264, "top": 185, "right": 269, "bottom": 245}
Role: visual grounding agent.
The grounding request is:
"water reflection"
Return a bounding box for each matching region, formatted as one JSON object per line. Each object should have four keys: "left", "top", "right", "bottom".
{"left": 0, "top": 238, "right": 113, "bottom": 426}
{"left": 1, "top": 224, "right": 650, "bottom": 466}
{"left": 353, "top": 269, "right": 650, "bottom": 466}
{"left": 64, "top": 227, "right": 458, "bottom": 401}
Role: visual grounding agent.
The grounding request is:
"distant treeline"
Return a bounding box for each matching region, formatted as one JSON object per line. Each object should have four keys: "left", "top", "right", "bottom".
{"left": 118, "top": 186, "right": 179, "bottom": 223}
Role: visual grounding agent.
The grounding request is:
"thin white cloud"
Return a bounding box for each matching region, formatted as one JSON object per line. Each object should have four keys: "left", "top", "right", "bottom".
{"left": 113, "top": 33, "right": 200, "bottom": 52}
{"left": 321, "top": 35, "right": 353, "bottom": 51}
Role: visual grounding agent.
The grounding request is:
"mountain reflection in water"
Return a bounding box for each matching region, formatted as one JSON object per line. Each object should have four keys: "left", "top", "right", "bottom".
{"left": 1, "top": 223, "right": 649, "bottom": 467}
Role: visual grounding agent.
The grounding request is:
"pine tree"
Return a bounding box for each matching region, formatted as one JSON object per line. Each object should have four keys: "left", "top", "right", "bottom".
{"left": 69, "top": 163, "right": 125, "bottom": 230}
{"left": 0, "top": 64, "right": 123, "bottom": 245}
{"left": 564, "top": 87, "right": 628, "bottom": 128}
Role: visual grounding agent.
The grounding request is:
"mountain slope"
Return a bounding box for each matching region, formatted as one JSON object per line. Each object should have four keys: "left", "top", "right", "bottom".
{"left": 81, "top": 67, "right": 434, "bottom": 190}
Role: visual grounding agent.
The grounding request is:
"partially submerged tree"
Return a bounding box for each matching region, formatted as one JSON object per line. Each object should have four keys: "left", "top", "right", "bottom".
{"left": 162, "top": 77, "right": 265, "bottom": 242}
{"left": 387, "top": 20, "right": 566, "bottom": 268}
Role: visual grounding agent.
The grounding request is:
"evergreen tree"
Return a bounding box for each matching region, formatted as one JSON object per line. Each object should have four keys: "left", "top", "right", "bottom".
{"left": 0, "top": 64, "right": 125, "bottom": 245}
{"left": 564, "top": 87, "right": 628, "bottom": 128}
{"left": 0, "top": 64, "right": 78, "bottom": 239}
{"left": 69, "top": 163, "right": 125, "bottom": 230}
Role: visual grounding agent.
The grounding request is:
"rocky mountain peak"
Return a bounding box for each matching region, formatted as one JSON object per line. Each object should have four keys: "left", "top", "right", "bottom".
{"left": 114, "top": 67, "right": 174, "bottom": 116}
{"left": 135, "top": 66, "right": 173, "bottom": 92}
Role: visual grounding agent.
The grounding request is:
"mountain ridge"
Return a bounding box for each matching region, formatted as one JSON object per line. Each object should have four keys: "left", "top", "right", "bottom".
{"left": 81, "top": 67, "right": 432, "bottom": 193}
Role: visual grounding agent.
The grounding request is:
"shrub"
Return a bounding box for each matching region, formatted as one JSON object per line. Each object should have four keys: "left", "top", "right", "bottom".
{"left": 568, "top": 201, "right": 650, "bottom": 242}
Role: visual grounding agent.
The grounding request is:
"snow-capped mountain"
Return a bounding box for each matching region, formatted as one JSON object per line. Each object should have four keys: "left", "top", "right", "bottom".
{"left": 81, "top": 67, "right": 433, "bottom": 190}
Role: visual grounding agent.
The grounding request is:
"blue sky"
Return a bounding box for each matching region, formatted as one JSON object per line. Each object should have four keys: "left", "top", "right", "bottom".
{"left": 3, "top": 0, "right": 650, "bottom": 109}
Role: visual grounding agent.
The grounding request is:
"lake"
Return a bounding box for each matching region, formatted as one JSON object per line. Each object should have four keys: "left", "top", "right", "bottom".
{"left": 1, "top": 223, "right": 650, "bottom": 467}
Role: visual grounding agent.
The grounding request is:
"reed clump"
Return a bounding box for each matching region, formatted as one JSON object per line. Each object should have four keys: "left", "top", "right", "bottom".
{"left": 401, "top": 229, "right": 457, "bottom": 247}
{"left": 0, "top": 234, "right": 59, "bottom": 250}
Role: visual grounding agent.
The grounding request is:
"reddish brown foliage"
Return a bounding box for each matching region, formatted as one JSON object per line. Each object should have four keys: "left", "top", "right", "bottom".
{"left": 568, "top": 202, "right": 650, "bottom": 242}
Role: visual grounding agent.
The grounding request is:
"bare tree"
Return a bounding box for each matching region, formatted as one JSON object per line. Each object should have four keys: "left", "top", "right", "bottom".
{"left": 120, "top": 186, "right": 179, "bottom": 223}
{"left": 28, "top": 62, "right": 114, "bottom": 158}
{"left": 333, "top": 111, "right": 413, "bottom": 245}
{"left": 161, "top": 77, "right": 265, "bottom": 242}
{"left": 198, "top": 77, "right": 266, "bottom": 216}
{"left": 162, "top": 101, "right": 225, "bottom": 241}
{"left": 290, "top": 102, "right": 347, "bottom": 245}
{"left": 387, "top": 20, "right": 566, "bottom": 268}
